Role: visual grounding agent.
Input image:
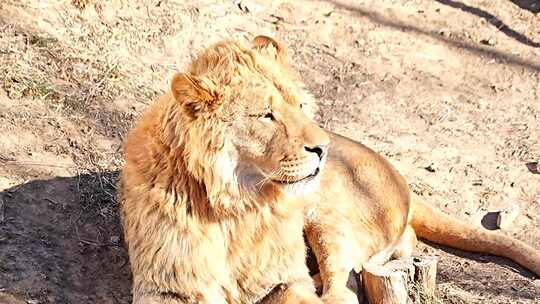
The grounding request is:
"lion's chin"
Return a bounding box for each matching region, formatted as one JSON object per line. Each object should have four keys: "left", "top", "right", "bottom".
{"left": 272, "top": 168, "right": 321, "bottom": 195}
{"left": 281, "top": 176, "right": 320, "bottom": 196}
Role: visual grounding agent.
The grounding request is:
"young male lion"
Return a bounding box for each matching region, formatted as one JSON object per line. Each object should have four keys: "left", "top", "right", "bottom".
{"left": 120, "top": 36, "right": 328, "bottom": 304}
{"left": 120, "top": 36, "right": 540, "bottom": 304}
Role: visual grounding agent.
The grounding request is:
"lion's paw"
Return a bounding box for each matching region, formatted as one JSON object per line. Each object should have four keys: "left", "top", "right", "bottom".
{"left": 321, "top": 288, "right": 359, "bottom": 304}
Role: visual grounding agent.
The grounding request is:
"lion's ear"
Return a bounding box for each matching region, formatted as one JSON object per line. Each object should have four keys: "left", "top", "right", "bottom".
{"left": 252, "top": 35, "right": 288, "bottom": 65}
{"left": 170, "top": 73, "right": 221, "bottom": 118}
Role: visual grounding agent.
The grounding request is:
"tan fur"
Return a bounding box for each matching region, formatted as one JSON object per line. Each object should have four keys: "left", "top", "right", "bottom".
{"left": 305, "top": 132, "right": 540, "bottom": 303}
{"left": 120, "top": 37, "right": 328, "bottom": 303}
{"left": 120, "top": 36, "right": 540, "bottom": 304}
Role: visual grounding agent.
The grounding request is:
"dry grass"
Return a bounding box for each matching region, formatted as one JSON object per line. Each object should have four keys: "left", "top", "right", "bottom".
{"left": 410, "top": 282, "right": 446, "bottom": 304}
{"left": 0, "top": 0, "right": 210, "bottom": 174}
{"left": 1, "top": 4, "right": 156, "bottom": 112}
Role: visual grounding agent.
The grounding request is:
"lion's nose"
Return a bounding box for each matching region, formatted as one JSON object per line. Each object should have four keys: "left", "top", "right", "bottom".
{"left": 304, "top": 145, "right": 327, "bottom": 160}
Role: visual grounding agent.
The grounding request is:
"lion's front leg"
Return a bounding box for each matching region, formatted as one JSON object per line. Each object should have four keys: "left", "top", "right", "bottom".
{"left": 305, "top": 223, "right": 365, "bottom": 304}
{"left": 133, "top": 287, "right": 228, "bottom": 304}
{"left": 281, "top": 283, "right": 324, "bottom": 304}
{"left": 134, "top": 294, "right": 195, "bottom": 304}
{"left": 258, "top": 282, "right": 323, "bottom": 304}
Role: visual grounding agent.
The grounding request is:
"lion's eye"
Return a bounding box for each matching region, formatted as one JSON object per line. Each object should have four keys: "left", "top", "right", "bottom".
{"left": 257, "top": 112, "right": 274, "bottom": 123}
{"left": 249, "top": 112, "right": 275, "bottom": 122}
{"left": 263, "top": 113, "right": 274, "bottom": 120}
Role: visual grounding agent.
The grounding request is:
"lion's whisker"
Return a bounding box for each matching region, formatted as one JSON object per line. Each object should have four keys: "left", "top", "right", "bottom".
{"left": 255, "top": 168, "right": 280, "bottom": 191}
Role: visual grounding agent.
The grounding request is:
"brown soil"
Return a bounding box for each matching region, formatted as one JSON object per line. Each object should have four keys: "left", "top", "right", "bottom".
{"left": 1, "top": 0, "right": 539, "bottom": 303}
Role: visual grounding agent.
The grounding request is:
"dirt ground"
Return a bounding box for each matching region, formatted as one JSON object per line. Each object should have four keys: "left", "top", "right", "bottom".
{"left": 1, "top": 0, "right": 539, "bottom": 303}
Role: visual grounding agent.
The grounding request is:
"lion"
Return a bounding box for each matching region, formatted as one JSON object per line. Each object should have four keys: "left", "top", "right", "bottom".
{"left": 120, "top": 36, "right": 540, "bottom": 304}
{"left": 120, "top": 36, "right": 328, "bottom": 304}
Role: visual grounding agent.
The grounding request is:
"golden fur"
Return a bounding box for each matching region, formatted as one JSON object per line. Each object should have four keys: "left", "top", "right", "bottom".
{"left": 305, "top": 132, "right": 540, "bottom": 303}
{"left": 120, "top": 36, "right": 329, "bottom": 303}
{"left": 120, "top": 36, "right": 540, "bottom": 304}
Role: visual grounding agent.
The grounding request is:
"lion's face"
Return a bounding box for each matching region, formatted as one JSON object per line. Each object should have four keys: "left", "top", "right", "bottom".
{"left": 228, "top": 79, "right": 329, "bottom": 191}
{"left": 170, "top": 36, "right": 329, "bottom": 196}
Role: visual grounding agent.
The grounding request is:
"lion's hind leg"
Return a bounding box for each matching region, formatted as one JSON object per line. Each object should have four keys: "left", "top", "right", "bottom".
{"left": 391, "top": 225, "right": 418, "bottom": 259}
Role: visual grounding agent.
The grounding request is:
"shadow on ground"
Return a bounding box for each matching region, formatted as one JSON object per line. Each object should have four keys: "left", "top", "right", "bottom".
{"left": 2, "top": 171, "right": 538, "bottom": 304}
{"left": 435, "top": 0, "right": 540, "bottom": 48}
{"left": 325, "top": 0, "right": 540, "bottom": 71}
{"left": 422, "top": 240, "right": 539, "bottom": 301}
{"left": 0, "top": 171, "right": 132, "bottom": 304}
{"left": 510, "top": 0, "right": 540, "bottom": 14}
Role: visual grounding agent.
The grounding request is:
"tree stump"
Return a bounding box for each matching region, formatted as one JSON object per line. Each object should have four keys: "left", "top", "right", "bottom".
{"left": 362, "top": 259, "right": 413, "bottom": 304}
{"left": 361, "top": 255, "right": 438, "bottom": 304}
{"left": 412, "top": 256, "right": 438, "bottom": 298}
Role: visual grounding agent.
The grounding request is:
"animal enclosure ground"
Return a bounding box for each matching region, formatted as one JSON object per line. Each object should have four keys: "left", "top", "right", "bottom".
{"left": 0, "top": 0, "right": 539, "bottom": 303}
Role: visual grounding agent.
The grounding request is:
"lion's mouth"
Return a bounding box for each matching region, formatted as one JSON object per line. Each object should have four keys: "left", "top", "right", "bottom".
{"left": 272, "top": 167, "right": 320, "bottom": 185}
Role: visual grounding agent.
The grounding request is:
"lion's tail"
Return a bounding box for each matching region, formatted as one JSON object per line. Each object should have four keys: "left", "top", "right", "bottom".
{"left": 410, "top": 195, "right": 540, "bottom": 276}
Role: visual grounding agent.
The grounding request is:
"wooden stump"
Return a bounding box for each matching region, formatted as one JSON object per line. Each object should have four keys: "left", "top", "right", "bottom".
{"left": 362, "top": 259, "right": 413, "bottom": 304}
{"left": 361, "top": 255, "right": 438, "bottom": 304}
{"left": 412, "top": 256, "right": 438, "bottom": 297}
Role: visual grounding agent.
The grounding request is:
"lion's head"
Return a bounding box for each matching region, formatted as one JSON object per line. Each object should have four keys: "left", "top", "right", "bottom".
{"left": 165, "top": 36, "right": 329, "bottom": 212}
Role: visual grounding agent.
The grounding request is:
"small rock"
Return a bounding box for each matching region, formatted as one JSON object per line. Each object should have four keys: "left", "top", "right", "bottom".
{"left": 526, "top": 161, "right": 539, "bottom": 174}
{"left": 472, "top": 179, "right": 483, "bottom": 186}
{"left": 480, "top": 38, "right": 495, "bottom": 46}
{"left": 110, "top": 236, "right": 120, "bottom": 244}
{"left": 424, "top": 163, "right": 436, "bottom": 173}
{"left": 233, "top": 0, "right": 263, "bottom": 14}
{"left": 496, "top": 205, "right": 520, "bottom": 230}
